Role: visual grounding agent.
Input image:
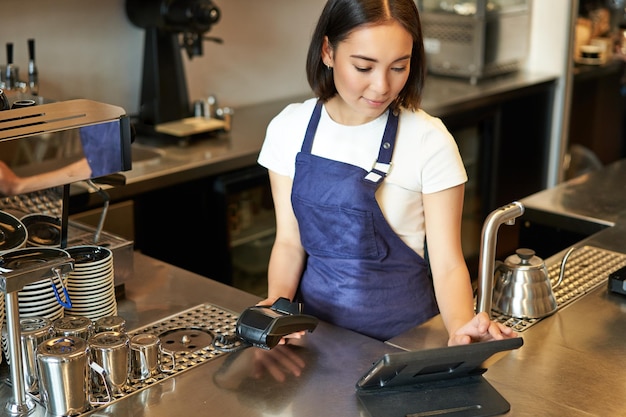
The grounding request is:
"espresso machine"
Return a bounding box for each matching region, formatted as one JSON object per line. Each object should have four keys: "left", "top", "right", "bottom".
{"left": 125, "top": 0, "right": 222, "bottom": 137}
{"left": 0, "top": 100, "right": 133, "bottom": 415}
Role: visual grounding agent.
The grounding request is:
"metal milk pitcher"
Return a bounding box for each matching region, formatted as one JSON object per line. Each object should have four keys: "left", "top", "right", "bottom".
{"left": 1, "top": 317, "right": 53, "bottom": 394}
{"left": 89, "top": 331, "right": 130, "bottom": 395}
{"left": 36, "top": 336, "right": 111, "bottom": 416}
{"left": 129, "top": 333, "right": 175, "bottom": 381}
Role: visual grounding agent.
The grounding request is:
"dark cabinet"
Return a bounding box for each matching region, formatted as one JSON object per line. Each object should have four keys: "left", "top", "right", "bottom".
{"left": 569, "top": 61, "right": 626, "bottom": 164}
{"left": 440, "top": 79, "right": 555, "bottom": 278}
{"left": 133, "top": 165, "right": 273, "bottom": 296}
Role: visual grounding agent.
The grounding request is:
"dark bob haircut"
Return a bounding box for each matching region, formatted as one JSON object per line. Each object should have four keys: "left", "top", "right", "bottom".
{"left": 306, "top": 0, "right": 426, "bottom": 112}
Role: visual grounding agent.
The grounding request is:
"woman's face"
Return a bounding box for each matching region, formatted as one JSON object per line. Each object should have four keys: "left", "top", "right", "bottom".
{"left": 322, "top": 20, "right": 413, "bottom": 125}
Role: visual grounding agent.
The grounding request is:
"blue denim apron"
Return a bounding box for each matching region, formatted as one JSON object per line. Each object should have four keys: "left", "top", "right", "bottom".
{"left": 292, "top": 101, "right": 438, "bottom": 340}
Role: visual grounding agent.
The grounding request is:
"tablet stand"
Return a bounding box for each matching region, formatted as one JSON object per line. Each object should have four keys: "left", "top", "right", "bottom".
{"left": 355, "top": 338, "right": 523, "bottom": 417}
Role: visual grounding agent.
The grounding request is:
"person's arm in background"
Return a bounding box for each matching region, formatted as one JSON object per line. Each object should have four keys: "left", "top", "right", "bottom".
{"left": 0, "top": 158, "right": 91, "bottom": 196}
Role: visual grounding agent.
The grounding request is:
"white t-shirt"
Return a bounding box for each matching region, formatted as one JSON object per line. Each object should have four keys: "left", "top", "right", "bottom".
{"left": 258, "top": 98, "right": 467, "bottom": 257}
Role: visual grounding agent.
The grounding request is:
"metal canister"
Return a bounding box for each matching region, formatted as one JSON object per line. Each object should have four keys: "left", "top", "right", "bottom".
{"left": 36, "top": 337, "right": 91, "bottom": 416}
{"left": 1, "top": 316, "right": 53, "bottom": 394}
{"left": 129, "top": 334, "right": 161, "bottom": 381}
{"left": 94, "top": 316, "right": 126, "bottom": 333}
{"left": 129, "top": 333, "right": 175, "bottom": 381}
{"left": 89, "top": 331, "right": 130, "bottom": 395}
{"left": 52, "top": 316, "right": 93, "bottom": 340}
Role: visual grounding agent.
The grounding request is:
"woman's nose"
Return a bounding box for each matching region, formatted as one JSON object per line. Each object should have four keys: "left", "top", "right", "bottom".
{"left": 370, "top": 71, "right": 390, "bottom": 94}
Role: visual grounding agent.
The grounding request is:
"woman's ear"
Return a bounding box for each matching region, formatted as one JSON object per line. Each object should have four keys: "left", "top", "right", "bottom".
{"left": 321, "top": 36, "right": 334, "bottom": 68}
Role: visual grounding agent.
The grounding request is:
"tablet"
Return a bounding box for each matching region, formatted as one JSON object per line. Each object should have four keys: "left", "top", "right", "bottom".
{"left": 356, "top": 337, "right": 523, "bottom": 390}
{"left": 355, "top": 338, "right": 524, "bottom": 417}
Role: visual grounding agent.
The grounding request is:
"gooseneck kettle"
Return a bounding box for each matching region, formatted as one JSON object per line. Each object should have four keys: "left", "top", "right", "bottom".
{"left": 492, "top": 247, "right": 578, "bottom": 319}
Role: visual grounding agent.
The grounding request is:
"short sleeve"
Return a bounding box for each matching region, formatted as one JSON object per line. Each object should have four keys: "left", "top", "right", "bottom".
{"left": 257, "top": 99, "right": 316, "bottom": 178}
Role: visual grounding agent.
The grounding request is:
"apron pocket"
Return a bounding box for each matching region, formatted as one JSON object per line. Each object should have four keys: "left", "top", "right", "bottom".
{"left": 293, "top": 196, "right": 381, "bottom": 259}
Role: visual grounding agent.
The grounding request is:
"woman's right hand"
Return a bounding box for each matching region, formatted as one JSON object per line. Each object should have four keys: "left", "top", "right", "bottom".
{"left": 448, "top": 312, "right": 517, "bottom": 346}
{"left": 255, "top": 297, "right": 307, "bottom": 344}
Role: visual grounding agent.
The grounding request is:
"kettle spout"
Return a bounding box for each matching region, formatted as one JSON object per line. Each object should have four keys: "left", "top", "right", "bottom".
{"left": 476, "top": 201, "right": 525, "bottom": 317}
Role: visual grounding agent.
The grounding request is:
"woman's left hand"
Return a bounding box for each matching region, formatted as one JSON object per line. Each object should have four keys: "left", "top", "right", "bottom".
{"left": 448, "top": 312, "right": 517, "bottom": 346}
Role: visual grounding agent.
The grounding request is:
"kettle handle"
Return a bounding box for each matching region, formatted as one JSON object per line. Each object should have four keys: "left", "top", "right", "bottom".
{"left": 493, "top": 260, "right": 504, "bottom": 277}
{"left": 553, "top": 246, "right": 579, "bottom": 289}
{"left": 492, "top": 260, "right": 510, "bottom": 285}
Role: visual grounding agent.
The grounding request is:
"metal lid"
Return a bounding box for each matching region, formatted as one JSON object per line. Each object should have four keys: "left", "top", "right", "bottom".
{"left": 20, "top": 316, "right": 52, "bottom": 338}
{"left": 89, "top": 331, "right": 129, "bottom": 349}
{"left": 53, "top": 316, "right": 93, "bottom": 333}
{"left": 130, "top": 333, "right": 159, "bottom": 347}
{"left": 503, "top": 248, "right": 545, "bottom": 270}
{"left": 1, "top": 316, "right": 52, "bottom": 340}
{"left": 37, "top": 336, "right": 88, "bottom": 359}
{"left": 94, "top": 316, "right": 126, "bottom": 332}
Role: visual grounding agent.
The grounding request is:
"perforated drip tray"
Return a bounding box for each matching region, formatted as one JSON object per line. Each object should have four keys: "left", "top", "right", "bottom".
{"left": 28, "top": 303, "right": 243, "bottom": 416}
{"left": 493, "top": 245, "right": 626, "bottom": 332}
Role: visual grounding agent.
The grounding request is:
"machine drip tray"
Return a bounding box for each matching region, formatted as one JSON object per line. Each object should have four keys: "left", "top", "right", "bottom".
{"left": 493, "top": 245, "right": 626, "bottom": 332}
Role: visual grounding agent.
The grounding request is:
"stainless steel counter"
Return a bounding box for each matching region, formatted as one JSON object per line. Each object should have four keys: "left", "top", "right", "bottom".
{"left": 520, "top": 159, "right": 626, "bottom": 241}
{"left": 3, "top": 160, "right": 626, "bottom": 416}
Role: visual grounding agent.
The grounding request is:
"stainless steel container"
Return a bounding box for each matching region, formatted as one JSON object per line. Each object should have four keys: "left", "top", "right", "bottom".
{"left": 89, "top": 331, "right": 130, "bottom": 395}
{"left": 129, "top": 333, "right": 175, "bottom": 381}
{"left": 36, "top": 337, "right": 103, "bottom": 416}
{"left": 1, "top": 317, "right": 53, "bottom": 394}
{"left": 52, "top": 316, "right": 93, "bottom": 340}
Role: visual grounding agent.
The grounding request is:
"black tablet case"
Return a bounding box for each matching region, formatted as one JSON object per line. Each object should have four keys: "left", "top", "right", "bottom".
{"left": 355, "top": 337, "right": 524, "bottom": 417}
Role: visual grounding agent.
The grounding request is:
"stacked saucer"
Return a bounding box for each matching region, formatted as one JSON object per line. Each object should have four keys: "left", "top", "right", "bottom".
{"left": 0, "top": 293, "right": 3, "bottom": 364}
{"left": 64, "top": 246, "right": 117, "bottom": 320}
{"left": 18, "top": 277, "right": 66, "bottom": 321}
{"left": 20, "top": 214, "right": 62, "bottom": 247}
{"left": 0, "top": 292, "right": 4, "bottom": 330}
{"left": 0, "top": 211, "right": 27, "bottom": 254}
{"left": 2, "top": 247, "right": 73, "bottom": 321}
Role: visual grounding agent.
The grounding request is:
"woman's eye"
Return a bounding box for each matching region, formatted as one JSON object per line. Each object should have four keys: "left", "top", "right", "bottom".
{"left": 353, "top": 65, "right": 407, "bottom": 73}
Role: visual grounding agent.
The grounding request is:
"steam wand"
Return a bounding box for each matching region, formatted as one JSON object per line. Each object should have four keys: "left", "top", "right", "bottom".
{"left": 84, "top": 179, "right": 110, "bottom": 244}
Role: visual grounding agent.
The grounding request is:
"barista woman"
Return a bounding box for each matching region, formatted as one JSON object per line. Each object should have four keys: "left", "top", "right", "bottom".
{"left": 258, "top": 0, "right": 515, "bottom": 344}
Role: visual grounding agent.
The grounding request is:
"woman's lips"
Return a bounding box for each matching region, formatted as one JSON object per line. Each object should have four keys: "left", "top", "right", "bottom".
{"left": 363, "top": 97, "right": 387, "bottom": 106}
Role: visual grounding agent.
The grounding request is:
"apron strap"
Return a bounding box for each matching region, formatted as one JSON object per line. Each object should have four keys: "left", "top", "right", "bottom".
{"left": 301, "top": 100, "right": 323, "bottom": 153}
{"left": 364, "top": 109, "right": 399, "bottom": 183}
{"left": 301, "top": 100, "right": 399, "bottom": 184}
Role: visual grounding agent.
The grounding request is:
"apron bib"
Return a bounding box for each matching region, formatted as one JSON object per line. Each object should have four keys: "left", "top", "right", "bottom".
{"left": 292, "top": 101, "right": 438, "bottom": 340}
